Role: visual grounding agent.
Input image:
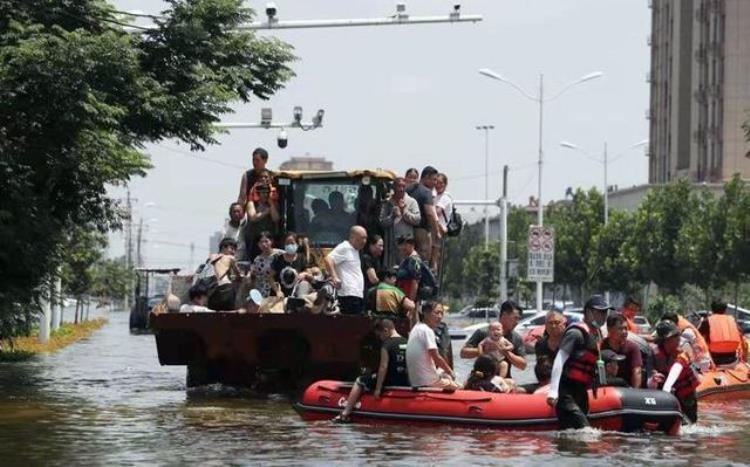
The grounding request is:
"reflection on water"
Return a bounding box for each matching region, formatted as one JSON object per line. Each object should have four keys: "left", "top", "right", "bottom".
{"left": 1, "top": 312, "right": 750, "bottom": 465}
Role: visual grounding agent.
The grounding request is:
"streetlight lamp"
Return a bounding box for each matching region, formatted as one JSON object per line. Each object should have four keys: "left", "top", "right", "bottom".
{"left": 476, "top": 125, "right": 495, "bottom": 249}
{"left": 559, "top": 139, "right": 649, "bottom": 225}
{"left": 479, "top": 68, "right": 604, "bottom": 313}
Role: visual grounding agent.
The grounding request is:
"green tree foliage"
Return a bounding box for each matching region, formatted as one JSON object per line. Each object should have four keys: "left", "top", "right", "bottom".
{"left": 90, "top": 257, "right": 133, "bottom": 303}
{"left": 0, "top": 0, "right": 295, "bottom": 336}
{"left": 589, "top": 210, "right": 643, "bottom": 295}
{"left": 625, "top": 180, "right": 693, "bottom": 294}
{"left": 462, "top": 242, "right": 500, "bottom": 302}
{"left": 545, "top": 188, "right": 604, "bottom": 295}
{"left": 715, "top": 175, "right": 750, "bottom": 287}
{"left": 60, "top": 227, "right": 108, "bottom": 301}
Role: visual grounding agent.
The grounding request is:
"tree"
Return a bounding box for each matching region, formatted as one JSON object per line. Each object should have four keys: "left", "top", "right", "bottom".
{"left": 624, "top": 180, "right": 694, "bottom": 294}
{"left": 59, "top": 227, "right": 107, "bottom": 322}
{"left": 589, "top": 209, "right": 644, "bottom": 295}
{"left": 90, "top": 257, "right": 133, "bottom": 304}
{"left": 545, "top": 188, "right": 604, "bottom": 297}
{"left": 0, "top": 0, "right": 295, "bottom": 336}
{"left": 462, "top": 242, "right": 500, "bottom": 303}
{"left": 714, "top": 175, "right": 750, "bottom": 303}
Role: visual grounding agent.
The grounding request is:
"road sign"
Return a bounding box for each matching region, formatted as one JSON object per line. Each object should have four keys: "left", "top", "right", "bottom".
{"left": 527, "top": 225, "right": 554, "bottom": 282}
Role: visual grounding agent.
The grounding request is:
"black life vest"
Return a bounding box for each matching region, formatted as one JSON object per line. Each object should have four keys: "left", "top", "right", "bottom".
{"left": 563, "top": 322, "right": 600, "bottom": 387}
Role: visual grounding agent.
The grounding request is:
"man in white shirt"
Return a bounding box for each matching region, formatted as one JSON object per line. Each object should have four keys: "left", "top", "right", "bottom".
{"left": 406, "top": 302, "right": 459, "bottom": 388}
{"left": 222, "top": 202, "right": 247, "bottom": 261}
{"left": 324, "top": 225, "right": 368, "bottom": 315}
{"left": 180, "top": 285, "right": 214, "bottom": 313}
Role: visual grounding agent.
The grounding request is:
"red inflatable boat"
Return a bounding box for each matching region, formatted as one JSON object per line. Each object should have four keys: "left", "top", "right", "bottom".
{"left": 295, "top": 380, "right": 683, "bottom": 434}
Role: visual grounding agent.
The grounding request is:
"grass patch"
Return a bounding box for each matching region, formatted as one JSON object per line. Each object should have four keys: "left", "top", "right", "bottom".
{"left": 0, "top": 319, "right": 107, "bottom": 362}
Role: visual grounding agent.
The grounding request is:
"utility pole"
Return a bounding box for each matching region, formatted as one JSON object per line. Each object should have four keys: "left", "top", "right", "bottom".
{"left": 124, "top": 190, "right": 133, "bottom": 311}
{"left": 499, "top": 165, "right": 509, "bottom": 302}
{"left": 190, "top": 242, "right": 195, "bottom": 272}
{"left": 476, "top": 125, "right": 494, "bottom": 249}
{"left": 136, "top": 217, "right": 143, "bottom": 268}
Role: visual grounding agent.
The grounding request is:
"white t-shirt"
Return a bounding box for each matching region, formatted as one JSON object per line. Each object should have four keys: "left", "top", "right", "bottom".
{"left": 434, "top": 191, "right": 453, "bottom": 229}
{"left": 179, "top": 304, "right": 213, "bottom": 313}
{"left": 406, "top": 322, "right": 440, "bottom": 386}
{"left": 327, "top": 240, "right": 363, "bottom": 298}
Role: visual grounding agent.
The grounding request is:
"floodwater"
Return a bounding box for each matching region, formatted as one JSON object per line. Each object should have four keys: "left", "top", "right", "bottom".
{"left": 1, "top": 312, "right": 749, "bottom": 466}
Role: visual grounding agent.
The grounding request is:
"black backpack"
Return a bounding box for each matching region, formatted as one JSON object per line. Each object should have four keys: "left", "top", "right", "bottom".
{"left": 414, "top": 256, "right": 439, "bottom": 299}
{"left": 444, "top": 207, "right": 463, "bottom": 237}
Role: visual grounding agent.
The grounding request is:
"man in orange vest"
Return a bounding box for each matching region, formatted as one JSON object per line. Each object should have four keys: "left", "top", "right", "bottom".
{"left": 618, "top": 296, "right": 642, "bottom": 334}
{"left": 547, "top": 295, "right": 613, "bottom": 429}
{"left": 705, "top": 300, "right": 746, "bottom": 364}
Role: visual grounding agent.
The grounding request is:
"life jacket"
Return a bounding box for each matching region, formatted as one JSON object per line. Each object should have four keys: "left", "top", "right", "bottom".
{"left": 707, "top": 314, "right": 742, "bottom": 355}
{"left": 653, "top": 347, "right": 699, "bottom": 399}
{"left": 676, "top": 315, "right": 712, "bottom": 365}
{"left": 563, "top": 322, "right": 600, "bottom": 387}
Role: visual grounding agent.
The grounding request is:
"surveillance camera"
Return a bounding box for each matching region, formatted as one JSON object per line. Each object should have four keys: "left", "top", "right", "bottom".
{"left": 453, "top": 4, "right": 461, "bottom": 13}
{"left": 266, "top": 2, "right": 277, "bottom": 19}
{"left": 293, "top": 106, "right": 303, "bottom": 124}
{"left": 312, "top": 109, "right": 324, "bottom": 127}
{"left": 396, "top": 3, "right": 406, "bottom": 13}
{"left": 277, "top": 128, "right": 288, "bottom": 148}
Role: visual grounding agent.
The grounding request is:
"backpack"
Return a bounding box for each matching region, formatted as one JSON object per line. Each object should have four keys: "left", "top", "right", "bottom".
{"left": 414, "top": 256, "right": 439, "bottom": 299}
{"left": 193, "top": 257, "right": 228, "bottom": 291}
{"left": 443, "top": 206, "right": 464, "bottom": 237}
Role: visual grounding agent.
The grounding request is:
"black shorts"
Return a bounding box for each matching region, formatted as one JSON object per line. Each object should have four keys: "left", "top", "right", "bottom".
{"left": 339, "top": 296, "right": 364, "bottom": 315}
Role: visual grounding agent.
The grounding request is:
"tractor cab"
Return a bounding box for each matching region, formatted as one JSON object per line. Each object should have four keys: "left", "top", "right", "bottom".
{"left": 130, "top": 268, "right": 180, "bottom": 332}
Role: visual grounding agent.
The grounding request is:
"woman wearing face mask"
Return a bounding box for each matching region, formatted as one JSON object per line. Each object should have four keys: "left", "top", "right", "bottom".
{"left": 271, "top": 232, "right": 311, "bottom": 297}
{"left": 251, "top": 231, "right": 283, "bottom": 298}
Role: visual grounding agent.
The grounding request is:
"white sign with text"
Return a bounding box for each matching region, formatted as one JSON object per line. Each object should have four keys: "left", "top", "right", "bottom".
{"left": 527, "top": 225, "right": 554, "bottom": 282}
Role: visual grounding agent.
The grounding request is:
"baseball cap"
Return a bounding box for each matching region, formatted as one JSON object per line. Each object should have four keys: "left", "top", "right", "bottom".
{"left": 655, "top": 320, "right": 681, "bottom": 341}
{"left": 584, "top": 295, "right": 615, "bottom": 311}
{"left": 396, "top": 234, "right": 415, "bottom": 245}
{"left": 246, "top": 289, "right": 263, "bottom": 305}
{"left": 601, "top": 349, "right": 626, "bottom": 364}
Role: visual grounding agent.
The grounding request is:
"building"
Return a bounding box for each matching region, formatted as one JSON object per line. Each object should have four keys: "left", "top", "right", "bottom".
{"left": 278, "top": 155, "right": 334, "bottom": 171}
{"left": 648, "top": 0, "right": 750, "bottom": 184}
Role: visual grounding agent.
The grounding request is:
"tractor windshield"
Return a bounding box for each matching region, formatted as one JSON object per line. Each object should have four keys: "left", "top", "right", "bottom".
{"left": 291, "top": 179, "right": 375, "bottom": 247}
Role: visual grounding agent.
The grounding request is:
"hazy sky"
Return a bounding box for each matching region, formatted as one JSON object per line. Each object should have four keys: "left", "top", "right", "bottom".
{"left": 108, "top": 0, "right": 651, "bottom": 270}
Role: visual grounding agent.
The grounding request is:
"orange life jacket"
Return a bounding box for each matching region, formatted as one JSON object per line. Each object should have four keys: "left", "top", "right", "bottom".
{"left": 707, "top": 314, "right": 742, "bottom": 355}
{"left": 563, "top": 322, "right": 600, "bottom": 387}
{"left": 677, "top": 316, "right": 711, "bottom": 358}
{"left": 653, "top": 347, "right": 699, "bottom": 399}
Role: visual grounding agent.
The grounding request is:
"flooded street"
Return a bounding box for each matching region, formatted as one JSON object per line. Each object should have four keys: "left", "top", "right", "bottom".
{"left": 1, "top": 311, "right": 750, "bottom": 466}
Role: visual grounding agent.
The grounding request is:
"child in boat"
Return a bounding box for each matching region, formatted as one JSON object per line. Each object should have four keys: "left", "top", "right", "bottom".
{"left": 479, "top": 321, "right": 514, "bottom": 377}
{"left": 464, "top": 355, "right": 520, "bottom": 393}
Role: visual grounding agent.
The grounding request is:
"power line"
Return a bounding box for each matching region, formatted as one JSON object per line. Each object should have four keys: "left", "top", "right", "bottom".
{"left": 155, "top": 144, "right": 245, "bottom": 170}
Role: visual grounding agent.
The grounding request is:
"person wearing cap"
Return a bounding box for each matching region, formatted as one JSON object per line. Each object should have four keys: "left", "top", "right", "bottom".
{"left": 660, "top": 310, "right": 713, "bottom": 372}
{"left": 546, "top": 295, "right": 613, "bottom": 429}
{"left": 601, "top": 350, "right": 629, "bottom": 387}
{"left": 649, "top": 320, "right": 700, "bottom": 424}
{"left": 601, "top": 314, "right": 643, "bottom": 388}
{"left": 395, "top": 235, "right": 423, "bottom": 303}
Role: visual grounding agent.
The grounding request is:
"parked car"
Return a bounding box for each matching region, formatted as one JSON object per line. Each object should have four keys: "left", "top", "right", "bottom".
{"left": 517, "top": 309, "right": 584, "bottom": 352}
{"left": 461, "top": 307, "right": 499, "bottom": 319}
{"left": 461, "top": 309, "right": 584, "bottom": 352}
{"left": 632, "top": 315, "right": 652, "bottom": 335}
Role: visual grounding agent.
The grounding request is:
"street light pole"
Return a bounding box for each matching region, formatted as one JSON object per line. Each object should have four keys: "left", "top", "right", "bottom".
{"left": 478, "top": 68, "right": 603, "bottom": 314}
{"left": 603, "top": 142, "right": 608, "bottom": 225}
{"left": 476, "top": 125, "right": 494, "bottom": 249}
{"left": 536, "top": 74, "right": 544, "bottom": 315}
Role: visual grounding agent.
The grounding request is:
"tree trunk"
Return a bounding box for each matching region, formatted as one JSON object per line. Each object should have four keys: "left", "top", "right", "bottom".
{"left": 74, "top": 299, "right": 79, "bottom": 324}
